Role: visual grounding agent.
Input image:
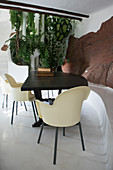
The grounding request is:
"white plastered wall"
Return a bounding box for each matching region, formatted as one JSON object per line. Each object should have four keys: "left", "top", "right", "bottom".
{"left": 0, "top": 9, "right": 28, "bottom": 82}
{"left": 1, "top": 6, "right": 113, "bottom": 81}
{"left": 75, "top": 4, "right": 113, "bottom": 38}
{"left": 0, "top": 9, "right": 11, "bottom": 74}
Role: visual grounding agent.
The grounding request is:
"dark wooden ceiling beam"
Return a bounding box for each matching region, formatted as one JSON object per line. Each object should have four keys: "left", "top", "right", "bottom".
{"left": 0, "top": 0, "right": 89, "bottom": 18}
{"left": 0, "top": 4, "right": 83, "bottom": 21}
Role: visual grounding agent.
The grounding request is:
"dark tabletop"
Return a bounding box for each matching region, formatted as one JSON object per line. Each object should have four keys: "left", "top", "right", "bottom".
{"left": 21, "top": 71, "right": 88, "bottom": 91}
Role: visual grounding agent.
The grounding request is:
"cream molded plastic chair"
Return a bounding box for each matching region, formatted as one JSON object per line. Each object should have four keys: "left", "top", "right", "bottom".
{"left": 36, "top": 86, "right": 90, "bottom": 164}
{"left": 5, "top": 73, "right": 38, "bottom": 125}
{"left": 0, "top": 75, "right": 11, "bottom": 108}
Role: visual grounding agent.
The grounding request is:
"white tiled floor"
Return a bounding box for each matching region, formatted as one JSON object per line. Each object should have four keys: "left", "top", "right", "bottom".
{"left": 0, "top": 85, "right": 113, "bottom": 170}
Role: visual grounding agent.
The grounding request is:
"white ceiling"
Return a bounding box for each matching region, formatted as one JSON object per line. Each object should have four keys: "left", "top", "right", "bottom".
{"left": 8, "top": 0, "right": 113, "bottom": 15}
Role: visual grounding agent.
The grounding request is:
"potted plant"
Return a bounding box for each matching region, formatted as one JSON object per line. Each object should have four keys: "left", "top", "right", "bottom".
{"left": 61, "top": 59, "right": 72, "bottom": 73}
{"left": 7, "top": 11, "right": 76, "bottom": 71}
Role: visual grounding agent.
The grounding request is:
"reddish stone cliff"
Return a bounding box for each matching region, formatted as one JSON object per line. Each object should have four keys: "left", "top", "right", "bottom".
{"left": 66, "top": 16, "right": 113, "bottom": 88}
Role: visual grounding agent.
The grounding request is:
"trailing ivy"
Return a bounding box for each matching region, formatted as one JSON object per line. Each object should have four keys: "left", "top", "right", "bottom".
{"left": 9, "top": 10, "right": 39, "bottom": 66}
{"left": 26, "top": 13, "right": 36, "bottom": 35}
{"left": 9, "top": 10, "right": 23, "bottom": 30}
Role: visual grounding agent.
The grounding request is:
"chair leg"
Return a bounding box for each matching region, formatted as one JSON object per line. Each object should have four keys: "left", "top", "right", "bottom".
{"left": 58, "top": 89, "right": 62, "bottom": 95}
{"left": 79, "top": 122, "right": 85, "bottom": 151}
{"left": 47, "top": 90, "right": 49, "bottom": 98}
{"left": 49, "top": 100, "right": 53, "bottom": 105}
{"left": 11, "top": 101, "right": 15, "bottom": 125}
{"left": 16, "top": 102, "right": 18, "bottom": 115}
{"left": 53, "top": 127, "right": 59, "bottom": 165}
{"left": 31, "top": 101, "right": 37, "bottom": 122}
{"left": 33, "top": 101, "right": 39, "bottom": 117}
{"left": 51, "top": 90, "right": 54, "bottom": 97}
{"left": 2, "top": 94, "right": 5, "bottom": 108}
{"left": 37, "top": 122, "right": 44, "bottom": 143}
{"left": 6, "top": 94, "right": 8, "bottom": 108}
{"left": 24, "top": 102, "right": 27, "bottom": 111}
{"left": 63, "top": 127, "right": 65, "bottom": 136}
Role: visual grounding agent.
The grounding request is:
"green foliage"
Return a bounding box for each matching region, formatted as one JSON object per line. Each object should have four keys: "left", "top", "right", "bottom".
{"left": 17, "top": 34, "right": 40, "bottom": 65}
{"left": 26, "top": 13, "right": 37, "bottom": 35}
{"left": 38, "top": 15, "right": 72, "bottom": 68}
{"left": 10, "top": 10, "right": 23, "bottom": 30}
{"left": 8, "top": 34, "right": 17, "bottom": 63}
{"left": 9, "top": 11, "right": 76, "bottom": 68}
{"left": 38, "top": 39, "right": 64, "bottom": 68}
{"left": 8, "top": 32, "right": 41, "bottom": 66}
{"left": 9, "top": 11, "right": 38, "bottom": 66}
{"left": 45, "top": 16, "right": 72, "bottom": 41}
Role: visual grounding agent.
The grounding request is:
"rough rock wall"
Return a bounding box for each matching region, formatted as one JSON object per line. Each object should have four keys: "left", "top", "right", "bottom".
{"left": 66, "top": 17, "right": 113, "bottom": 88}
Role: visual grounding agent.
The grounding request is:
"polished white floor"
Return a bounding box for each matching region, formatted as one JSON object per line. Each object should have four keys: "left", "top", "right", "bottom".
{"left": 0, "top": 85, "right": 113, "bottom": 170}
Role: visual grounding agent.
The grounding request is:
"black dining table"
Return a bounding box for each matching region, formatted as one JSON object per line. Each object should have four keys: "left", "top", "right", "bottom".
{"left": 21, "top": 71, "right": 88, "bottom": 127}
{"left": 21, "top": 71, "right": 88, "bottom": 99}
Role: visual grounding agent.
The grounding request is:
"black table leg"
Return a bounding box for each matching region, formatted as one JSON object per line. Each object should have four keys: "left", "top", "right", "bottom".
{"left": 32, "top": 89, "right": 43, "bottom": 127}
{"left": 34, "top": 89, "right": 42, "bottom": 100}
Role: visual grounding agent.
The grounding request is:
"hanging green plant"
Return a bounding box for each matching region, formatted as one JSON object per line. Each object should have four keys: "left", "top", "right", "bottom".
{"left": 9, "top": 11, "right": 77, "bottom": 69}
{"left": 38, "top": 15, "right": 73, "bottom": 68}
{"left": 26, "top": 13, "right": 36, "bottom": 35}
{"left": 9, "top": 10, "right": 40, "bottom": 66}
{"left": 55, "top": 19, "right": 72, "bottom": 41}
{"left": 45, "top": 16, "right": 72, "bottom": 41}
{"left": 9, "top": 10, "right": 23, "bottom": 30}
{"left": 9, "top": 10, "right": 23, "bottom": 63}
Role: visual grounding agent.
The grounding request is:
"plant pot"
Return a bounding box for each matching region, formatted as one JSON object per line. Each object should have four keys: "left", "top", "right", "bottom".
{"left": 61, "top": 59, "right": 71, "bottom": 73}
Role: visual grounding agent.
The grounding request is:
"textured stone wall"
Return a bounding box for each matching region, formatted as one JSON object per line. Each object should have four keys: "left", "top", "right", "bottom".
{"left": 66, "top": 16, "right": 113, "bottom": 88}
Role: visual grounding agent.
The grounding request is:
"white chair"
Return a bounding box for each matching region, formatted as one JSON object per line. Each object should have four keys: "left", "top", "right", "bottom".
{"left": 0, "top": 75, "right": 11, "bottom": 108}
{"left": 5, "top": 73, "right": 38, "bottom": 125}
{"left": 35, "top": 86, "right": 90, "bottom": 164}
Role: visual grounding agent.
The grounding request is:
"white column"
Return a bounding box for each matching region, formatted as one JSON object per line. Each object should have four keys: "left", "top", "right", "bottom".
{"left": 22, "top": 12, "right": 28, "bottom": 36}
{"left": 41, "top": 14, "right": 45, "bottom": 41}
{"left": 35, "top": 13, "right": 40, "bottom": 35}
{"left": 32, "top": 13, "right": 41, "bottom": 70}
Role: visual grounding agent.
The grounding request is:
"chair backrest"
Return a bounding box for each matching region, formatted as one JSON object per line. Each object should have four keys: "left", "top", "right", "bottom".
{"left": 0, "top": 75, "right": 10, "bottom": 94}
{"left": 5, "top": 73, "right": 18, "bottom": 87}
{"left": 5, "top": 73, "right": 29, "bottom": 101}
{"left": 42, "top": 86, "right": 90, "bottom": 127}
